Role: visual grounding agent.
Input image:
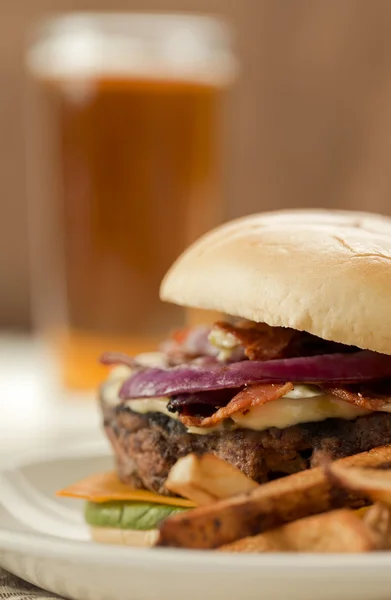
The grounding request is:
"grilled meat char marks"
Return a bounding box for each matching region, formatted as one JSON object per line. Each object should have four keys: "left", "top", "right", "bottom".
{"left": 101, "top": 395, "right": 391, "bottom": 495}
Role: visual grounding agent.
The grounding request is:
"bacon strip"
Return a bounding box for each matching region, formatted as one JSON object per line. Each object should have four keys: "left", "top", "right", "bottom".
{"left": 213, "top": 321, "right": 297, "bottom": 361}
{"left": 324, "top": 386, "right": 389, "bottom": 411}
{"left": 179, "top": 382, "right": 294, "bottom": 428}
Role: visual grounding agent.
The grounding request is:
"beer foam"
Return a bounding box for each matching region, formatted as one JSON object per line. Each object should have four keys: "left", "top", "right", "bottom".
{"left": 27, "top": 13, "right": 237, "bottom": 85}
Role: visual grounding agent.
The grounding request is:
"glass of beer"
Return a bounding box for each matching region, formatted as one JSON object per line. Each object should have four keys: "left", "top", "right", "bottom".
{"left": 26, "top": 13, "right": 236, "bottom": 389}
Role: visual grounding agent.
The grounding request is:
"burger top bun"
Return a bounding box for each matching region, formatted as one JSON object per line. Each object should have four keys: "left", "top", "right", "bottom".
{"left": 160, "top": 209, "right": 391, "bottom": 355}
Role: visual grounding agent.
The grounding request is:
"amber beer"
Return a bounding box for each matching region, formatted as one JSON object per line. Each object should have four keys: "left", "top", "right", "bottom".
{"left": 27, "top": 15, "right": 235, "bottom": 389}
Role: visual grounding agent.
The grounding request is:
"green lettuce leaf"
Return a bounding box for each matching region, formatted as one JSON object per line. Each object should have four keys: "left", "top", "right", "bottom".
{"left": 85, "top": 501, "right": 189, "bottom": 531}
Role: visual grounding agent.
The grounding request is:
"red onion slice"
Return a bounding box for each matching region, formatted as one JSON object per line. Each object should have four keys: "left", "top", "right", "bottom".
{"left": 119, "top": 351, "right": 391, "bottom": 399}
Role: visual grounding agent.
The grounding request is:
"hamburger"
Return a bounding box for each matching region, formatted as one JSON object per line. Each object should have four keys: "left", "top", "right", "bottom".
{"left": 59, "top": 208, "right": 391, "bottom": 545}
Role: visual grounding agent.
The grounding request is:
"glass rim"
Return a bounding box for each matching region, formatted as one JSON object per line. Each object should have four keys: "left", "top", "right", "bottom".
{"left": 29, "top": 11, "right": 234, "bottom": 45}
{"left": 26, "top": 11, "right": 238, "bottom": 85}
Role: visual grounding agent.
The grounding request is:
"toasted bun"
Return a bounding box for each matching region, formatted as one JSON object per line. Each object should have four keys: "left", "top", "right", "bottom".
{"left": 90, "top": 526, "right": 158, "bottom": 546}
{"left": 160, "top": 209, "right": 391, "bottom": 354}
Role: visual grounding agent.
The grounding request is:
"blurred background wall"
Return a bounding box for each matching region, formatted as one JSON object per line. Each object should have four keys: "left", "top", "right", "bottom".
{"left": 2, "top": 0, "right": 391, "bottom": 329}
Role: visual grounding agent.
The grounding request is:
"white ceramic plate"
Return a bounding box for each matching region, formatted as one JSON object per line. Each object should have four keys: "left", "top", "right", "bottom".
{"left": 1, "top": 437, "right": 391, "bottom": 600}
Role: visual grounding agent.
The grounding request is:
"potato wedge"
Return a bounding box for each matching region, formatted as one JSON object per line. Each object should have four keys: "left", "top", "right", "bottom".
{"left": 219, "top": 509, "right": 378, "bottom": 553}
{"left": 363, "top": 503, "right": 391, "bottom": 549}
{"left": 328, "top": 463, "right": 391, "bottom": 507}
{"left": 166, "top": 454, "right": 259, "bottom": 506}
{"left": 157, "top": 445, "right": 391, "bottom": 549}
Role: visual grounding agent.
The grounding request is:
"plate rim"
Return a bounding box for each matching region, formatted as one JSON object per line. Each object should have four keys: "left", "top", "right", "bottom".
{"left": 2, "top": 434, "right": 391, "bottom": 572}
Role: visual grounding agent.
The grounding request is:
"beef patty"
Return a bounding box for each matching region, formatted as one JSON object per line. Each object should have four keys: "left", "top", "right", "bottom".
{"left": 101, "top": 396, "right": 391, "bottom": 495}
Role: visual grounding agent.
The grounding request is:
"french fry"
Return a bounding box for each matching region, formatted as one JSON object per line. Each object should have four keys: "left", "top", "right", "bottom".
{"left": 327, "top": 460, "right": 391, "bottom": 550}
{"left": 363, "top": 503, "right": 391, "bottom": 549}
{"left": 165, "top": 454, "right": 259, "bottom": 506}
{"left": 328, "top": 463, "right": 391, "bottom": 507}
{"left": 219, "top": 509, "right": 378, "bottom": 553}
{"left": 157, "top": 445, "right": 391, "bottom": 549}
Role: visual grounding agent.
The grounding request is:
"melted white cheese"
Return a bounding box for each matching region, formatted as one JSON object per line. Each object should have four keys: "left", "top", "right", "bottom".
{"left": 283, "top": 384, "right": 323, "bottom": 399}
{"left": 102, "top": 365, "right": 134, "bottom": 406}
{"left": 208, "top": 327, "right": 241, "bottom": 361}
{"left": 125, "top": 397, "right": 224, "bottom": 435}
{"left": 126, "top": 389, "right": 368, "bottom": 432}
{"left": 102, "top": 353, "right": 167, "bottom": 406}
{"left": 232, "top": 395, "right": 368, "bottom": 431}
{"left": 208, "top": 328, "right": 239, "bottom": 350}
{"left": 127, "top": 397, "right": 175, "bottom": 418}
